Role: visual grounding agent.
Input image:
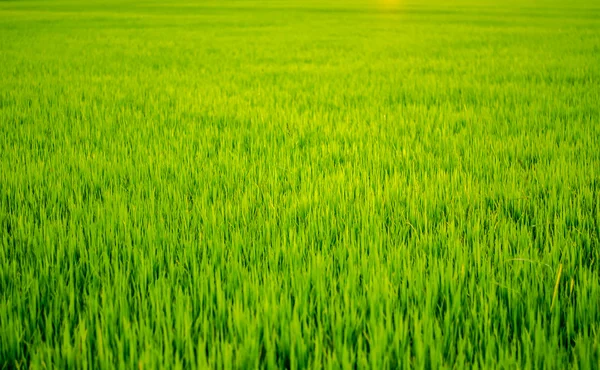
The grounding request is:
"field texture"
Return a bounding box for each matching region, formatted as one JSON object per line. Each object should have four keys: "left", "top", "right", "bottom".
{"left": 1, "top": 0, "right": 600, "bottom": 368}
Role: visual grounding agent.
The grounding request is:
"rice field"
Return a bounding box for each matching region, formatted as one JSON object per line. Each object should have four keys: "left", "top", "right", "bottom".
{"left": 1, "top": 0, "right": 599, "bottom": 368}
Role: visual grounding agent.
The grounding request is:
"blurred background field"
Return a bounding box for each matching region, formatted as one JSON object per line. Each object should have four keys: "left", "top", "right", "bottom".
{"left": 1, "top": 0, "right": 599, "bottom": 368}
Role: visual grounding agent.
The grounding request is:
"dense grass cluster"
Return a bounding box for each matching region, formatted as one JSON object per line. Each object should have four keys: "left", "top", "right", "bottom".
{"left": 1, "top": 0, "right": 599, "bottom": 368}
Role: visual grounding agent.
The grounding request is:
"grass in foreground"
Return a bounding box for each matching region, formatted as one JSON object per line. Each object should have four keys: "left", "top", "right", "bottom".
{"left": 1, "top": 0, "right": 600, "bottom": 368}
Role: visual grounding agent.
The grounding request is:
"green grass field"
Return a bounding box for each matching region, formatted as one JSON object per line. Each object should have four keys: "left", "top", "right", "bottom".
{"left": 1, "top": 0, "right": 599, "bottom": 368}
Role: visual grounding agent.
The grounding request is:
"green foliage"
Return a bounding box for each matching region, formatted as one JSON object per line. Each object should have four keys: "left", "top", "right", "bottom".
{"left": 1, "top": 0, "right": 599, "bottom": 368}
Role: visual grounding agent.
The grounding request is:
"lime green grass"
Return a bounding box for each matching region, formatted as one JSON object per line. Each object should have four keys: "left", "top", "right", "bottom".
{"left": 1, "top": 0, "right": 599, "bottom": 368}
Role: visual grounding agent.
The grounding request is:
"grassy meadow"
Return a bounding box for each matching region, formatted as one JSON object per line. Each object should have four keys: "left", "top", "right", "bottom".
{"left": 1, "top": 0, "right": 600, "bottom": 368}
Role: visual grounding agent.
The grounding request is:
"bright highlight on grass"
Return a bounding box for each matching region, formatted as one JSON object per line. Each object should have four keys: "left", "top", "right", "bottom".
{"left": 376, "top": 0, "right": 404, "bottom": 11}
{"left": 1, "top": 0, "right": 599, "bottom": 368}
